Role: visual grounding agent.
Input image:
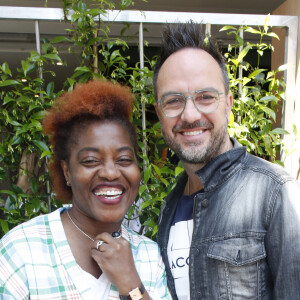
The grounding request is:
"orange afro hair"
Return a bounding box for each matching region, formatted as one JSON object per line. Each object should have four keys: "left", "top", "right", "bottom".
{"left": 43, "top": 79, "right": 135, "bottom": 202}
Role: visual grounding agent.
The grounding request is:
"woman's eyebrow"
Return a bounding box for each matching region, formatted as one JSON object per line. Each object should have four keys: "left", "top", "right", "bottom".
{"left": 116, "top": 146, "right": 134, "bottom": 154}
{"left": 77, "top": 146, "right": 134, "bottom": 155}
{"left": 78, "top": 147, "right": 99, "bottom": 155}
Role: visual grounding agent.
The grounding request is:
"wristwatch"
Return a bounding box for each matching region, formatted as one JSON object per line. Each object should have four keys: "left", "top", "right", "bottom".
{"left": 119, "top": 283, "right": 145, "bottom": 300}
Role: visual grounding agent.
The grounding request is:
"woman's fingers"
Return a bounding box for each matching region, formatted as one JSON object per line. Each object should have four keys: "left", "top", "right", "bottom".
{"left": 92, "top": 232, "right": 121, "bottom": 252}
{"left": 91, "top": 232, "right": 141, "bottom": 293}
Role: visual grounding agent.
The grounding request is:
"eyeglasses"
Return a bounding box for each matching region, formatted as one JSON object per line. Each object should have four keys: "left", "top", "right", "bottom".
{"left": 158, "top": 89, "right": 223, "bottom": 118}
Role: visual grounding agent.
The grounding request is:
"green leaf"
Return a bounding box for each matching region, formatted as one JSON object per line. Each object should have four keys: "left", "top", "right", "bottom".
{"left": 257, "top": 50, "right": 263, "bottom": 56}
{"left": 50, "top": 36, "right": 71, "bottom": 43}
{"left": 118, "top": 0, "right": 133, "bottom": 10}
{"left": 271, "top": 128, "right": 289, "bottom": 135}
{"left": 138, "top": 200, "right": 151, "bottom": 213}
{"left": 220, "top": 25, "right": 236, "bottom": 31}
{"left": 7, "top": 119, "right": 22, "bottom": 126}
{"left": 175, "top": 166, "right": 184, "bottom": 177}
{"left": 3, "top": 95, "right": 15, "bottom": 105}
{"left": 28, "top": 120, "right": 42, "bottom": 131}
{"left": 46, "top": 82, "right": 54, "bottom": 96}
{"left": 31, "top": 110, "right": 46, "bottom": 120}
{"left": 143, "top": 219, "right": 157, "bottom": 228}
{"left": 259, "top": 95, "right": 278, "bottom": 102}
{"left": 264, "top": 14, "right": 271, "bottom": 29}
{"left": 0, "top": 190, "right": 16, "bottom": 196}
{"left": 33, "top": 140, "right": 50, "bottom": 152}
{"left": 153, "top": 122, "right": 161, "bottom": 130}
{"left": 138, "top": 185, "right": 148, "bottom": 195}
{"left": 40, "top": 202, "right": 48, "bottom": 213}
{"left": 0, "top": 80, "right": 21, "bottom": 87}
{"left": 30, "top": 180, "right": 39, "bottom": 194}
{"left": 151, "top": 225, "right": 158, "bottom": 237}
{"left": 43, "top": 54, "right": 61, "bottom": 61}
{"left": 9, "top": 135, "right": 22, "bottom": 146}
{"left": 29, "top": 51, "right": 41, "bottom": 61}
{"left": 230, "top": 59, "right": 239, "bottom": 66}
{"left": 229, "top": 112, "right": 235, "bottom": 126}
{"left": 0, "top": 219, "right": 9, "bottom": 234}
{"left": 67, "top": 78, "right": 76, "bottom": 89}
{"left": 4, "top": 196, "right": 16, "bottom": 210}
{"left": 21, "top": 60, "right": 31, "bottom": 76}
{"left": 71, "top": 13, "right": 80, "bottom": 24}
{"left": 245, "top": 27, "right": 261, "bottom": 35}
{"left": 249, "top": 68, "right": 266, "bottom": 79}
{"left": 25, "top": 202, "right": 34, "bottom": 217}
{"left": 2, "top": 62, "right": 12, "bottom": 76}
{"left": 87, "top": 8, "right": 102, "bottom": 16}
{"left": 143, "top": 165, "right": 151, "bottom": 184}
{"left": 293, "top": 124, "right": 297, "bottom": 136}
{"left": 74, "top": 66, "right": 92, "bottom": 73}
{"left": 265, "top": 32, "right": 279, "bottom": 40}
{"left": 152, "top": 164, "right": 161, "bottom": 177}
{"left": 126, "top": 205, "right": 135, "bottom": 219}
{"left": 0, "top": 166, "right": 7, "bottom": 180}
{"left": 243, "top": 77, "right": 251, "bottom": 86}
{"left": 28, "top": 103, "right": 40, "bottom": 112}
{"left": 78, "top": 0, "right": 87, "bottom": 12}
{"left": 238, "top": 45, "right": 252, "bottom": 62}
{"left": 160, "top": 178, "right": 169, "bottom": 186}
{"left": 41, "top": 151, "right": 52, "bottom": 158}
{"left": 260, "top": 106, "right": 276, "bottom": 121}
{"left": 236, "top": 35, "right": 244, "bottom": 46}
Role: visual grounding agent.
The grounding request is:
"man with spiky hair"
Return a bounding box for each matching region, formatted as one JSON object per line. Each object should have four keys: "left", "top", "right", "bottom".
{"left": 153, "top": 21, "right": 300, "bottom": 300}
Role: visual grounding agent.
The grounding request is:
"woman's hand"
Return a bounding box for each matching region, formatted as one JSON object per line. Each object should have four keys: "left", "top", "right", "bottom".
{"left": 91, "top": 232, "right": 149, "bottom": 298}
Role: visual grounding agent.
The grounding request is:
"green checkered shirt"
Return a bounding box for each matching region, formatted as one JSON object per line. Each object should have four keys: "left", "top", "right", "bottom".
{"left": 0, "top": 208, "right": 171, "bottom": 300}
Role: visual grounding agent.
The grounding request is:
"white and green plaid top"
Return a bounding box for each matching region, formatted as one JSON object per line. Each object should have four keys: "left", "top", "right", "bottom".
{"left": 0, "top": 208, "right": 171, "bottom": 300}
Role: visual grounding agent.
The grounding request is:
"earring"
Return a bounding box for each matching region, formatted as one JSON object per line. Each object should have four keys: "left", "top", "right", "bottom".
{"left": 66, "top": 181, "right": 71, "bottom": 186}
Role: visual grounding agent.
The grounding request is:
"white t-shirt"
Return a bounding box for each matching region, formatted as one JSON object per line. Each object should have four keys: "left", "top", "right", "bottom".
{"left": 167, "top": 194, "right": 194, "bottom": 300}
{"left": 81, "top": 268, "right": 111, "bottom": 299}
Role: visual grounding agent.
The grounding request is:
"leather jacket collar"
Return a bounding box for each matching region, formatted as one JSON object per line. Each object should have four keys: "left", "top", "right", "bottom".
{"left": 195, "top": 138, "right": 246, "bottom": 192}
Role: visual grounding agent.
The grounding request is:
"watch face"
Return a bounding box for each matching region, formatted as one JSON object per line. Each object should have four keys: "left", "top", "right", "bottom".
{"left": 119, "top": 283, "right": 145, "bottom": 300}
{"left": 129, "top": 287, "right": 143, "bottom": 300}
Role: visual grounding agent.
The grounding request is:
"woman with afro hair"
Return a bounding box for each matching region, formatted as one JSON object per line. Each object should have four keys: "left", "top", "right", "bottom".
{"left": 0, "top": 80, "right": 171, "bottom": 300}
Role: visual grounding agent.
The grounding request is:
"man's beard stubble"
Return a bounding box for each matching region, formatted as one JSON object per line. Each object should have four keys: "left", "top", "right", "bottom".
{"left": 162, "top": 117, "right": 229, "bottom": 164}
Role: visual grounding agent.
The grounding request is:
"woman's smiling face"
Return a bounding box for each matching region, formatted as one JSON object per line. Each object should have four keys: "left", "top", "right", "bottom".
{"left": 61, "top": 120, "right": 141, "bottom": 225}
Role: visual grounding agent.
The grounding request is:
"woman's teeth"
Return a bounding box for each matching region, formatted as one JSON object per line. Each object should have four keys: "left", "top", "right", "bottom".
{"left": 94, "top": 190, "right": 122, "bottom": 197}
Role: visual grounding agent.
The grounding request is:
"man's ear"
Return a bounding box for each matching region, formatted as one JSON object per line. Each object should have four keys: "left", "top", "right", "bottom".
{"left": 226, "top": 93, "right": 233, "bottom": 123}
{"left": 60, "top": 160, "right": 70, "bottom": 185}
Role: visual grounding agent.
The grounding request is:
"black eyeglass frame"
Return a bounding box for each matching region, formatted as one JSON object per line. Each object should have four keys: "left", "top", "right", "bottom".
{"left": 157, "top": 88, "right": 224, "bottom": 118}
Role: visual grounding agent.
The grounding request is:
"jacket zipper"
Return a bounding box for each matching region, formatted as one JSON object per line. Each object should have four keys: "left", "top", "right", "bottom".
{"left": 192, "top": 193, "right": 198, "bottom": 219}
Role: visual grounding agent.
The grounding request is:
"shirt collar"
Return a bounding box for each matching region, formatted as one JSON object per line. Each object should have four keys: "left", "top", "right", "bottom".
{"left": 195, "top": 138, "right": 247, "bottom": 191}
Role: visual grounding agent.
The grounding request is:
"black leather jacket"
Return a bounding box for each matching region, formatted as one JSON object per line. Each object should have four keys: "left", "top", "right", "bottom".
{"left": 157, "top": 138, "right": 300, "bottom": 299}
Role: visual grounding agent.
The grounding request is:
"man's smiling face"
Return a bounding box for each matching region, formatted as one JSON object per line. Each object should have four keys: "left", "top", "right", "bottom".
{"left": 155, "top": 48, "right": 233, "bottom": 164}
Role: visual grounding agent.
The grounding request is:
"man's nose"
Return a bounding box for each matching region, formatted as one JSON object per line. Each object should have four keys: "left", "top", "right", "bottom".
{"left": 180, "top": 96, "right": 203, "bottom": 123}
{"left": 97, "top": 162, "right": 121, "bottom": 181}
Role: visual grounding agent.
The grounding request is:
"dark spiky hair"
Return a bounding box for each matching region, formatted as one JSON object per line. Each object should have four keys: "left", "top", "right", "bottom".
{"left": 153, "top": 21, "right": 229, "bottom": 98}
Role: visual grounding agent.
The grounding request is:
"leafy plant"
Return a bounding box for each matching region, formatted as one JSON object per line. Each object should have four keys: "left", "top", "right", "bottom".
{"left": 221, "top": 15, "right": 287, "bottom": 163}
{"left": 0, "top": 45, "right": 63, "bottom": 234}
{"left": 0, "top": 6, "right": 293, "bottom": 239}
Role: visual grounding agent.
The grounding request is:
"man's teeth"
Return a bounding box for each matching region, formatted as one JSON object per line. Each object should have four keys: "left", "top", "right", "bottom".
{"left": 95, "top": 190, "right": 122, "bottom": 196}
{"left": 182, "top": 130, "right": 204, "bottom": 136}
